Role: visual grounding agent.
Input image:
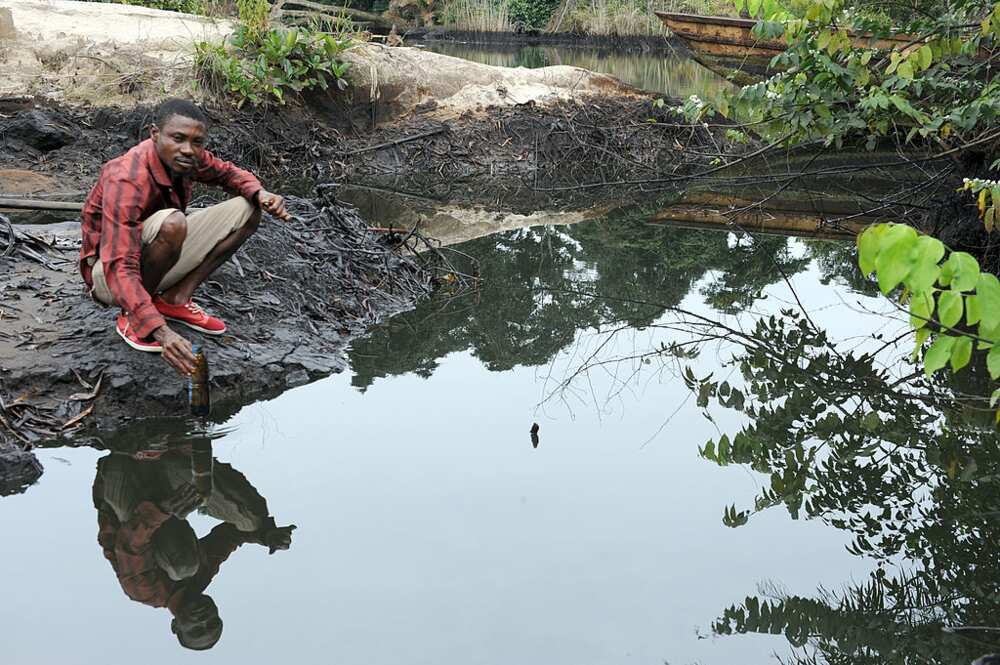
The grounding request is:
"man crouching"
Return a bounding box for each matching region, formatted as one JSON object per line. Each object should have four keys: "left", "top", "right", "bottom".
{"left": 79, "top": 98, "right": 289, "bottom": 375}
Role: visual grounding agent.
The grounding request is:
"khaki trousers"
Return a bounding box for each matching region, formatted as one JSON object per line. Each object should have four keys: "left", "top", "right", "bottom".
{"left": 92, "top": 197, "right": 256, "bottom": 305}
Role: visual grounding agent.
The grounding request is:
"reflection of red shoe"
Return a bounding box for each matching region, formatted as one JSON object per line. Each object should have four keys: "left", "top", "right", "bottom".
{"left": 154, "top": 297, "right": 227, "bottom": 335}
{"left": 115, "top": 313, "right": 162, "bottom": 353}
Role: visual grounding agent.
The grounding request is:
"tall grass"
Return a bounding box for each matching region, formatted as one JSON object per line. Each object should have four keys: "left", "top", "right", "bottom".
{"left": 559, "top": 0, "right": 736, "bottom": 35}
{"left": 440, "top": 0, "right": 514, "bottom": 32}
{"left": 436, "top": 0, "right": 736, "bottom": 35}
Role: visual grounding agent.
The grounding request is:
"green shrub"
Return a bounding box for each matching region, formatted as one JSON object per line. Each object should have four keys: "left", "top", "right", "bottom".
{"left": 507, "top": 0, "right": 559, "bottom": 29}
{"left": 84, "top": 0, "right": 206, "bottom": 13}
{"left": 236, "top": 0, "right": 270, "bottom": 42}
{"left": 194, "top": 25, "right": 352, "bottom": 106}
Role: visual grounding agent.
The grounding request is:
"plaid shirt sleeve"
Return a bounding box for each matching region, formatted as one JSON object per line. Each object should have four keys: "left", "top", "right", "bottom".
{"left": 195, "top": 150, "right": 263, "bottom": 202}
{"left": 99, "top": 165, "right": 166, "bottom": 339}
{"left": 113, "top": 501, "right": 175, "bottom": 607}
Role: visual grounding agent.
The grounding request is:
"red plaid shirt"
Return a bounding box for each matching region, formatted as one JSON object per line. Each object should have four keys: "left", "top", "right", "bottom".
{"left": 80, "top": 138, "right": 262, "bottom": 338}
{"left": 97, "top": 501, "right": 248, "bottom": 609}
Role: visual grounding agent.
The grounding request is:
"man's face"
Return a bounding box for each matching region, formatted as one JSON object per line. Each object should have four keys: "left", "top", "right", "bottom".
{"left": 173, "top": 594, "right": 223, "bottom": 650}
{"left": 151, "top": 114, "right": 207, "bottom": 176}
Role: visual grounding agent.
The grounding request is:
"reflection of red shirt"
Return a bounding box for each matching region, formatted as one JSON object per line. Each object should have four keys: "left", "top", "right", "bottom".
{"left": 79, "top": 139, "right": 261, "bottom": 338}
{"left": 97, "top": 501, "right": 246, "bottom": 608}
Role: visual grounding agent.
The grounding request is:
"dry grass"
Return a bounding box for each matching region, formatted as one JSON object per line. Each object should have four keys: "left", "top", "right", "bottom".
{"left": 559, "top": 0, "right": 736, "bottom": 35}
{"left": 438, "top": 0, "right": 736, "bottom": 35}
{"left": 440, "top": 0, "right": 515, "bottom": 32}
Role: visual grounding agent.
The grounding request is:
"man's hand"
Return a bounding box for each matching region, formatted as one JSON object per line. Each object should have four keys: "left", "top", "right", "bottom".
{"left": 159, "top": 484, "right": 202, "bottom": 519}
{"left": 257, "top": 189, "right": 291, "bottom": 221}
{"left": 262, "top": 524, "right": 296, "bottom": 554}
{"left": 153, "top": 324, "right": 197, "bottom": 376}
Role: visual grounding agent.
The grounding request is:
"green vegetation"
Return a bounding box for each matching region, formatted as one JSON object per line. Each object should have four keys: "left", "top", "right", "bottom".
{"left": 509, "top": 0, "right": 560, "bottom": 29}
{"left": 858, "top": 224, "right": 992, "bottom": 378}
{"left": 83, "top": 0, "right": 210, "bottom": 14}
{"left": 709, "top": 0, "right": 1000, "bottom": 153}
{"left": 434, "top": 0, "right": 735, "bottom": 34}
{"left": 193, "top": 0, "right": 352, "bottom": 105}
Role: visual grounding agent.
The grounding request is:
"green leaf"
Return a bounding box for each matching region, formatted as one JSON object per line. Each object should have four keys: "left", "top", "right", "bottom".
{"left": 897, "top": 61, "right": 914, "bottom": 80}
{"left": 967, "top": 294, "right": 982, "bottom": 325}
{"left": 988, "top": 344, "right": 1000, "bottom": 379}
{"left": 861, "top": 411, "right": 880, "bottom": 431}
{"left": 857, "top": 224, "right": 887, "bottom": 275}
{"left": 946, "top": 252, "right": 981, "bottom": 291}
{"left": 978, "top": 272, "right": 1000, "bottom": 330}
{"left": 924, "top": 335, "right": 955, "bottom": 376}
{"left": 950, "top": 336, "right": 973, "bottom": 371}
{"left": 990, "top": 387, "right": 1000, "bottom": 408}
{"left": 905, "top": 235, "right": 944, "bottom": 293}
{"left": 910, "top": 291, "right": 933, "bottom": 329}
{"left": 873, "top": 225, "right": 918, "bottom": 293}
{"left": 917, "top": 44, "right": 932, "bottom": 70}
{"left": 915, "top": 326, "right": 930, "bottom": 347}
{"left": 937, "top": 290, "right": 964, "bottom": 329}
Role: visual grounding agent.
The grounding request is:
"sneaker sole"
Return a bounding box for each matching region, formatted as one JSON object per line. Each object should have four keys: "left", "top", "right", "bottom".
{"left": 164, "top": 315, "right": 227, "bottom": 336}
{"left": 116, "top": 325, "right": 163, "bottom": 353}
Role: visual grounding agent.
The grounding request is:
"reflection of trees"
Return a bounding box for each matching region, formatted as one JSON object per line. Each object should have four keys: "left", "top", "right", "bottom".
{"left": 350, "top": 215, "right": 821, "bottom": 390}
{"left": 671, "top": 310, "right": 1000, "bottom": 664}
{"left": 806, "top": 239, "right": 882, "bottom": 296}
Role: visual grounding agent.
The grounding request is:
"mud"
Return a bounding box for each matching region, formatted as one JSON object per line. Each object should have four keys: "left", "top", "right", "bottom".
{"left": 1, "top": 190, "right": 433, "bottom": 438}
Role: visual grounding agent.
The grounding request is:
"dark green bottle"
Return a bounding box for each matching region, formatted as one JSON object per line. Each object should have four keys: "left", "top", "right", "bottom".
{"left": 188, "top": 344, "right": 211, "bottom": 417}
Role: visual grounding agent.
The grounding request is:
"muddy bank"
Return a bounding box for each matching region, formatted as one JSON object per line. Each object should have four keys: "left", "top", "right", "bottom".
{"left": 1, "top": 92, "right": 732, "bottom": 212}
{"left": 0, "top": 189, "right": 435, "bottom": 461}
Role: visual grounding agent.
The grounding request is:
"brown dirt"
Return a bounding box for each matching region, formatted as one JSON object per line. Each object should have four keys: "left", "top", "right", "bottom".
{"left": 0, "top": 169, "right": 59, "bottom": 195}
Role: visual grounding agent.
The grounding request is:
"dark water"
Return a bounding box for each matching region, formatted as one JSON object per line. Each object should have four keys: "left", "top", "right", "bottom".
{"left": 416, "top": 41, "right": 733, "bottom": 103}
{"left": 0, "top": 212, "right": 922, "bottom": 664}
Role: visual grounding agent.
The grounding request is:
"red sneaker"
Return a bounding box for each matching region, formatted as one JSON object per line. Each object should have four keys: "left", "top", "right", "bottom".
{"left": 115, "top": 313, "right": 163, "bottom": 353}
{"left": 154, "top": 297, "right": 227, "bottom": 335}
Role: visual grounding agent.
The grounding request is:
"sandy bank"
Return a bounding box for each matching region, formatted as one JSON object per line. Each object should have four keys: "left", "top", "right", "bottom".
{"left": 2, "top": 0, "right": 645, "bottom": 116}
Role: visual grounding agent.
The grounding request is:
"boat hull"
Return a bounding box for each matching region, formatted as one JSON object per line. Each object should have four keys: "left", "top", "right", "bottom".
{"left": 657, "top": 12, "right": 914, "bottom": 83}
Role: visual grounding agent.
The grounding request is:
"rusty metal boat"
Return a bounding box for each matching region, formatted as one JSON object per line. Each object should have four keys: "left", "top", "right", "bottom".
{"left": 656, "top": 12, "right": 913, "bottom": 83}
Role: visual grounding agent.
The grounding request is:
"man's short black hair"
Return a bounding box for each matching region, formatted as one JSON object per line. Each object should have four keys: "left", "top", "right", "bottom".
{"left": 155, "top": 98, "right": 208, "bottom": 128}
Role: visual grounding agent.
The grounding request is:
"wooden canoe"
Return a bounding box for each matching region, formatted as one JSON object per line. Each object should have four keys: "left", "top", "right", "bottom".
{"left": 656, "top": 12, "right": 914, "bottom": 83}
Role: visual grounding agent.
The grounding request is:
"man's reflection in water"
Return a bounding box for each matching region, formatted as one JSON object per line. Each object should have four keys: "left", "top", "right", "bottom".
{"left": 92, "top": 430, "right": 295, "bottom": 650}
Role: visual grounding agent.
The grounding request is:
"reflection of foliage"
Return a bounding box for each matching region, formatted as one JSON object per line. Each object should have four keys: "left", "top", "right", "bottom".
{"left": 350, "top": 213, "right": 838, "bottom": 389}
{"left": 806, "top": 239, "right": 881, "bottom": 296}
{"left": 700, "top": 235, "right": 810, "bottom": 313}
{"left": 685, "top": 307, "right": 1000, "bottom": 664}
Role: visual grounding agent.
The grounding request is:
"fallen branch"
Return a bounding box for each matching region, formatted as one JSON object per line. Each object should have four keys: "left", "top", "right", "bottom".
{"left": 347, "top": 127, "right": 448, "bottom": 155}
{"left": 271, "top": 0, "right": 404, "bottom": 30}
{"left": 0, "top": 197, "right": 83, "bottom": 212}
